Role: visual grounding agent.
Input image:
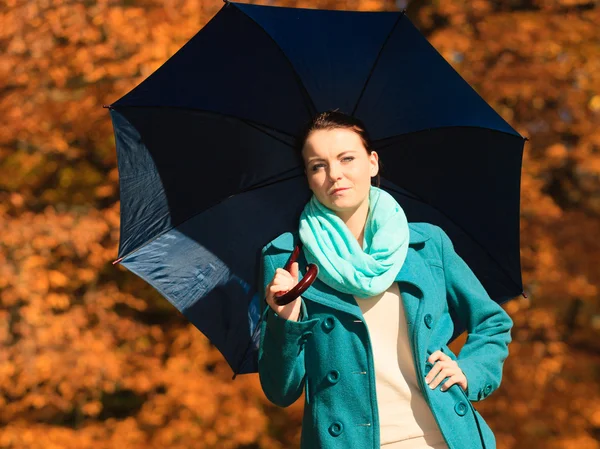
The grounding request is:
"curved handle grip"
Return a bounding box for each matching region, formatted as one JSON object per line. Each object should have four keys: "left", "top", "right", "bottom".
{"left": 273, "top": 244, "right": 318, "bottom": 306}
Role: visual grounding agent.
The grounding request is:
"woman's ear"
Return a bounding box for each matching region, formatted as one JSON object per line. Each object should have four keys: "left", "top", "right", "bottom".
{"left": 370, "top": 151, "right": 379, "bottom": 177}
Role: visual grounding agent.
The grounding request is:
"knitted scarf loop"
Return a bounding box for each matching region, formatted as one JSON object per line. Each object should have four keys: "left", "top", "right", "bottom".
{"left": 299, "top": 185, "right": 410, "bottom": 299}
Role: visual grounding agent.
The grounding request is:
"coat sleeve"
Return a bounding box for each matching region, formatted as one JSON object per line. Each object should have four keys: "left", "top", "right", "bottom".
{"left": 257, "top": 243, "right": 319, "bottom": 408}
{"left": 438, "top": 226, "right": 514, "bottom": 402}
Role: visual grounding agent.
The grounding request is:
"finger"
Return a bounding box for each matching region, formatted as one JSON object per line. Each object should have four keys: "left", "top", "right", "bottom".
{"left": 290, "top": 262, "right": 299, "bottom": 282}
{"left": 269, "top": 284, "right": 290, "bottom": 296}
{"left": 426, "top": 363, "right": 455, "bottom": 389}
{"left": 440, "top": 378, "right": 453, "bottom": 392}
{"left": 271, "top": 276, "right": 295, "bottom": 292}
{"left": 275, "top": 268, "right": 292, "bottom": 277}
{"left": 427, "top": 350, "right": 446, "bottom": 364}
{"left": 425, "top": 359, "right": 450, "bottom": 383}
{"left": 429, "top": 372, "right": 449, "bottom": 390}
{"left": 437, "top": 367, "right": 462, "bottom": 390}
{"left": 277, "top": 267, "right": 295, "bottom": 281}
{"left": 440, "top": 374, "right": 462, "bottom": 391}
{"left": 427, "top": 371, "right": 442, "bottom": 389}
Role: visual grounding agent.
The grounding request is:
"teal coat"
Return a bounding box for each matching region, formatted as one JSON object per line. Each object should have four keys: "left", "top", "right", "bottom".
{"left": 257, "top": 222, "right": 513, "bottom": 449}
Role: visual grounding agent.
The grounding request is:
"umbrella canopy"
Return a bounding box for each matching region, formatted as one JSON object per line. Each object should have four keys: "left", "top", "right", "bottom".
{"left": 107, "top": 1, "right": 526, "bottom": 377}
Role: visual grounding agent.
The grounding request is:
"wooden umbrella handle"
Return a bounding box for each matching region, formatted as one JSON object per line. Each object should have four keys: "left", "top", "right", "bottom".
{"left": 273, "top": 244, "right": 318, "bottom": 306}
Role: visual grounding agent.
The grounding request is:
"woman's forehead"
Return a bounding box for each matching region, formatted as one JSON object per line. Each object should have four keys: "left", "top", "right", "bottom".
{"left": 303, "top": 128, "right": 364, "bottom": 157}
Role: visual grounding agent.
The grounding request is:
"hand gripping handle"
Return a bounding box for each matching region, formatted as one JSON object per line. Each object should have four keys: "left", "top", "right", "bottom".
{"left": 273, "top": 244, "right": 318, "bottom": 306}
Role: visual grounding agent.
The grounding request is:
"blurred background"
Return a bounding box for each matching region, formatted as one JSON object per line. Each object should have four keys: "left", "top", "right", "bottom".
{"left": 1, "top": 0, "right": 599, "bottom": 448}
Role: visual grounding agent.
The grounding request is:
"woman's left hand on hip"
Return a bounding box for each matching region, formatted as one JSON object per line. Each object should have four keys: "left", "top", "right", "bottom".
{"left": 424, "top": 350, "right": 468, "bottom": 392}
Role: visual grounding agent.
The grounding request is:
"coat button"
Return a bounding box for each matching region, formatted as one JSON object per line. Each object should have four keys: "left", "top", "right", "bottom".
{"left": 484, "top": 384, "right": 493, "bottom": 396}
{"left": 326, "top": 370, "right": 340, "bottom": 385}
{"left": 454, "top": 401, "right": 468, "bottom": 416}
{"left": 424, "top": 314, "right": 433, "bottom": 328}
{"left": 328, "top": 421, "right": 344, "bottom": 437}
{"left": 299, "top": 331, "right": 313, "bottom": 344}
{"left": 322, "top": 317, "right": 335, "bottom": 332}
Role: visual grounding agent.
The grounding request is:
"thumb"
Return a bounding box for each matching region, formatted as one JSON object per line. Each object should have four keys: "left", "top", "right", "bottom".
{"left": 290, "top": 261, "right": 299, "bottom": 283}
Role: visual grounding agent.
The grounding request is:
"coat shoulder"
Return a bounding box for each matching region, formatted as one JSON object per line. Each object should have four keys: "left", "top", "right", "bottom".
{"left": 408, "top": 222, "right": 438, "bottom": 244}
{"left": 409, "top": 222, "right": 446, "bottom": 257}
{"left": 263, "top": 230, "right": 299, "bottom": 253}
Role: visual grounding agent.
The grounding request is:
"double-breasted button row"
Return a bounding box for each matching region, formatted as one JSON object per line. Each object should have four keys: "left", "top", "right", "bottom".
{"left": 321, "top": 318, "right": 352, "bottom": 438}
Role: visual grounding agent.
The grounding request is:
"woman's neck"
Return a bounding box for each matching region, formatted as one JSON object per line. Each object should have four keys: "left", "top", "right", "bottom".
{"left": 336, "top": 197, "right": 370, "bottom": 249}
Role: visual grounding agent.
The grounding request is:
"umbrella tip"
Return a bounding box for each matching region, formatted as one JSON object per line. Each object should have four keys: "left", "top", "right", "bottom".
{"left": 112, "top": 257, "right": 124, "bottom": 265}
{"left": 521, "top": 290, "right": 528, "bottom": 299}
{"left": 103, "top": 104, "right": 112, "bottom": 109}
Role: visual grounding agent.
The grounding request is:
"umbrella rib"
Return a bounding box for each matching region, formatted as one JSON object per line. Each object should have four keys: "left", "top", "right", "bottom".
{"left": 351, "top": 11, "right": 405, "bottom": 116}
{"left": 382, "top": 181, "right": 523, "bottom": 295}
{"left": 243, "top": 169, "right": 305, "bottom": 191}
{"left": 234, "top": 4, "right": 317, "bottom": 119}
{"left": 240, "top": 119, "right": 296, "bottom": 148}
{"left": 373, "top": 125, "right": 527, "bottom": 145}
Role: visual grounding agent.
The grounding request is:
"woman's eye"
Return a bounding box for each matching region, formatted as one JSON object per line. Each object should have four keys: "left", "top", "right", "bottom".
{"left": 311, "top": 157, "right": 354, "bottom": 172}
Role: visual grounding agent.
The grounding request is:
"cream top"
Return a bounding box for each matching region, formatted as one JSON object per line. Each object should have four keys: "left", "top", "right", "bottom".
{"left": 354, "top": 282, "right": 447, "bottom": 446}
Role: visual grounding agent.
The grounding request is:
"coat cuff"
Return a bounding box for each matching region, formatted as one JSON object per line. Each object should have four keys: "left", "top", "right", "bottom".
{"left": 458, "top": 357, "right": 497, "bottom": 402}
{"left": 264, "top": 298, "right": 319, "bottom": 345}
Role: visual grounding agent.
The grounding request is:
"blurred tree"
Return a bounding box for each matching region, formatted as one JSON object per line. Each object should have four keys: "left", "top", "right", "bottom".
{"left": 0, "top": 0, "right": 598, "bottom": 448}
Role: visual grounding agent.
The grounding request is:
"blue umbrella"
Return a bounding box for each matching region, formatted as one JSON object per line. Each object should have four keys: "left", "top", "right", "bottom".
{"left": 106, "top": 1, "right": 526, "bottom": 379}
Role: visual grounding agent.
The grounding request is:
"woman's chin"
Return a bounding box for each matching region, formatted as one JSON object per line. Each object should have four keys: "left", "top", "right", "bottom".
{"left": 329, "top": 195, "right": 351, "bottom": 205}
{"left": 329, "top": 198, "right": 359, "bottom": 212}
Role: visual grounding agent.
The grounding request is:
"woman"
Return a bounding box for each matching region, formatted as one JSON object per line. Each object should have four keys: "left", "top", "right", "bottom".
{"left": 257, "top": 110, "right": 513, "bottom": 449}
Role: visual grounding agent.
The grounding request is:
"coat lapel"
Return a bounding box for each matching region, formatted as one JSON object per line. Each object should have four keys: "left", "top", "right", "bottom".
{"left": 271, "top": 225, "right": 434, "bottom": 325}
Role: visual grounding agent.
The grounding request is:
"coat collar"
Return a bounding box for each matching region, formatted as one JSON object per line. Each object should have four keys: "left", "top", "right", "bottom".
{"left": 269, "top": 224, "right": 433, "bottom": 321}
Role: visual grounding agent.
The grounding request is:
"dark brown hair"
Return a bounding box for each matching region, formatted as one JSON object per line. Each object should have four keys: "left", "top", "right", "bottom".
{"left": 295, "top": 109, "right": 381, "bottom": 188}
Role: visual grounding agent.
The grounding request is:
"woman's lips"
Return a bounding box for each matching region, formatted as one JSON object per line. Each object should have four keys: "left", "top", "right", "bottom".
{"left": 331, "top": 188, "right": 349, "bottom": 195}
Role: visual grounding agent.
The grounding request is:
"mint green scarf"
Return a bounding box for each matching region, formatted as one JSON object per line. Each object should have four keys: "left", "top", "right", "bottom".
{"left": 299, "top": 185, "right": 410, "bottom": 299}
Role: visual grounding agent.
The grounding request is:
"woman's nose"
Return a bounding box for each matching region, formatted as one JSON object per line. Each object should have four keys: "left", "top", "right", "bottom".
{"left": 327, "top": 164, "right": 342, "bottom": 181}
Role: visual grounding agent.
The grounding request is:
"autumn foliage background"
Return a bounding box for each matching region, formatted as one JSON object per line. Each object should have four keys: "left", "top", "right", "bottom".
{"left": 1, "top": 0, "right": 599, "bottom": 447}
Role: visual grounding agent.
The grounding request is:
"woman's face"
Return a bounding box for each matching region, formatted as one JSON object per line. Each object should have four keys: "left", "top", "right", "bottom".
{"left": 302, "top": 128, "right": 379, "bottom": 215}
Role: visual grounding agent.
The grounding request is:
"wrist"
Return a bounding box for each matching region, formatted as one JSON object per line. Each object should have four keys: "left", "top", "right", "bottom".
{"left": 273, "top": 298, "right": 301, "bottom": 321}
